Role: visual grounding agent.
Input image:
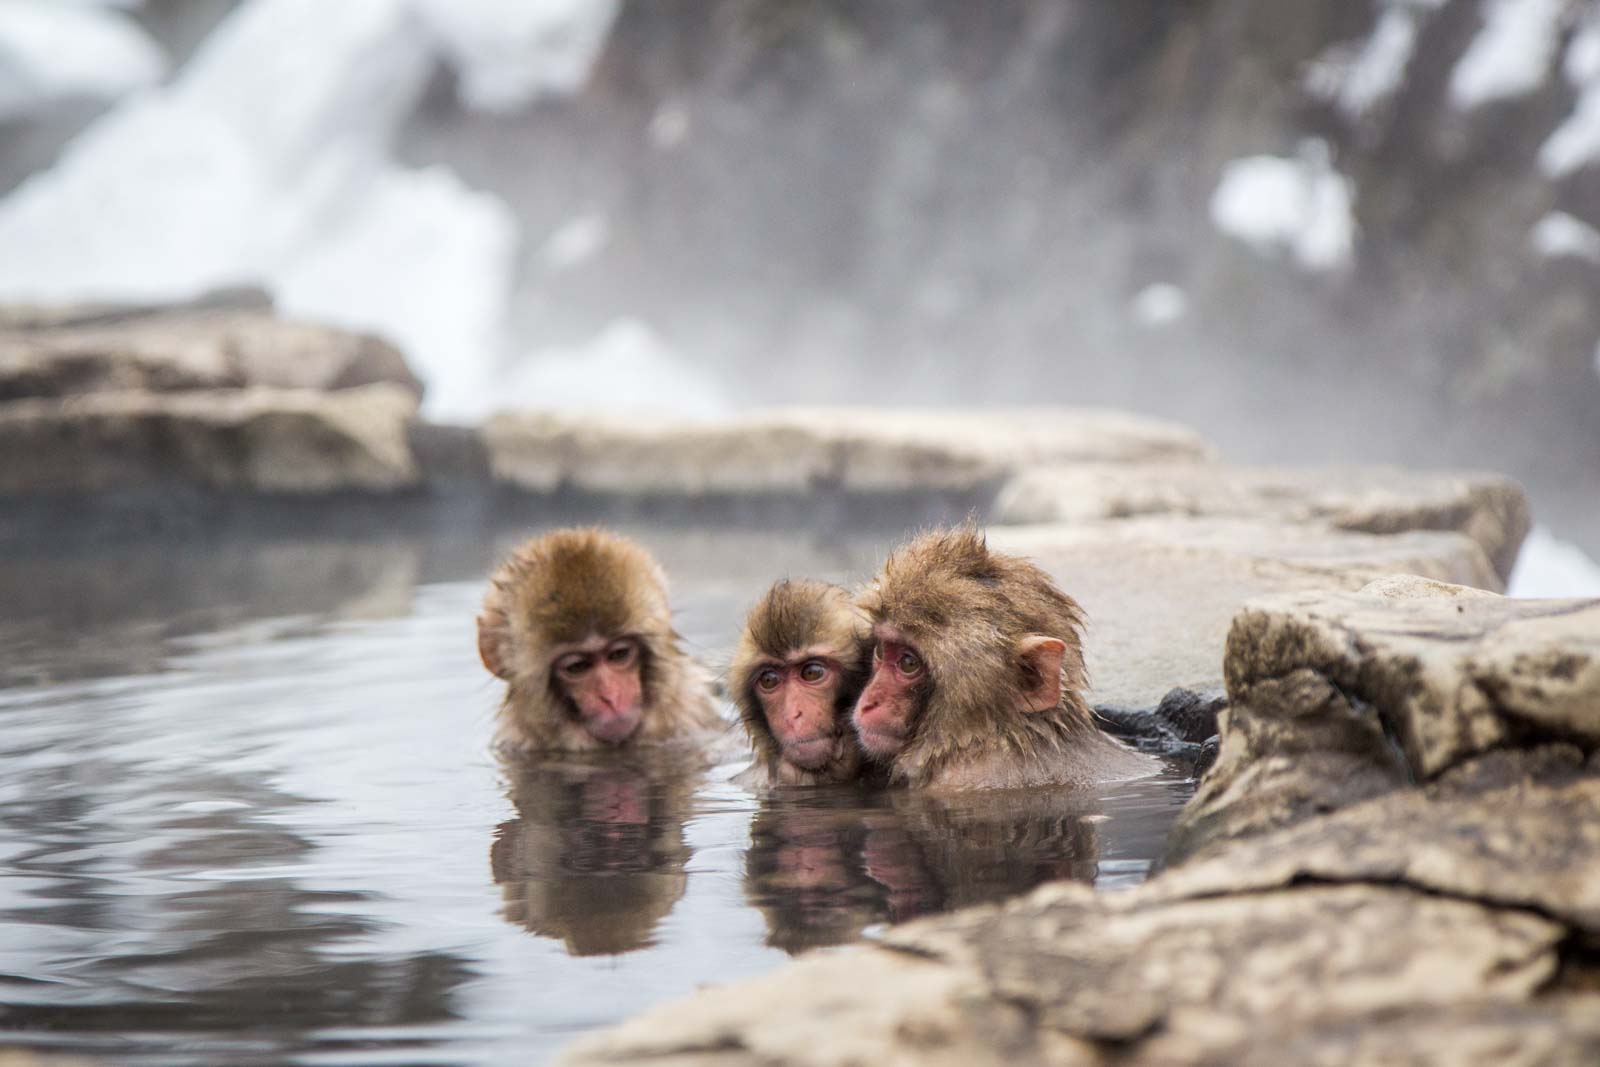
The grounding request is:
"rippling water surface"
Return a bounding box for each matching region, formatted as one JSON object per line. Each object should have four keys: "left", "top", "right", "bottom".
{"left": 0, "top": 511, "right": 1196, "bottom": 1065}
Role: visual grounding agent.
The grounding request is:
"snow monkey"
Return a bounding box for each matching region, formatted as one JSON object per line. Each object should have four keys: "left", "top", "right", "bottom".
{"left": 477, "top": 527, "right": 722, "bottom": 752}
{"left": 731, "top": 580, "right": 874, "bottom": 786}
{"left": 852, "top": 525, "right": 1155, "bottom": 791}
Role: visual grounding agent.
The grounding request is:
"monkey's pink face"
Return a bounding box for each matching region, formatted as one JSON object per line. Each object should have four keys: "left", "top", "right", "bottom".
{"left": 553, "top": 636, "right": 645, "bottom": 744}
{"left": 852, "top": 632, "right": 927, "bottom": 759}
{"left": 753, "top": 653, "right": 847, "bottom": 771}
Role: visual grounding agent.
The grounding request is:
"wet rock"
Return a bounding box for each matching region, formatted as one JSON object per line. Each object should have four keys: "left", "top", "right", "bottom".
{"left": 0, "top": 385, "right": 421, "bottom": 495}
{"left": 994, "top": 463, "right": 1530, "bottom": 582}
{"left": 480, "top": 407, "right": 1213, "bottom": 496}
{"left": 989, "top": 518, "right": 1501, "bottom": 710}
{"left": 558, "top": 876, "right": 1575, "bottom": 1067}
{"left": 1153, "top": 776, "right": 1600, "bottom": 932}
{"left": 1096, "top": 687, "right": 1226, "bottom": 746}
{"left": 0, "top": 306, "right": 422, "bottom": 402}
{"left": 1167, "top": 584, "right": 1600, "bottom": 860}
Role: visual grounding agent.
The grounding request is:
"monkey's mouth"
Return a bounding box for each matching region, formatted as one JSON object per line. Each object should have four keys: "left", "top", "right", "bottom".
{"left": 583, "top": 708, "right": 642, "bottom": 744}
{"left": 856, "top": 725, "right": 908, "bottom": 757}
{"left": 781, "top": 734, "right": 838, "bottom": 771}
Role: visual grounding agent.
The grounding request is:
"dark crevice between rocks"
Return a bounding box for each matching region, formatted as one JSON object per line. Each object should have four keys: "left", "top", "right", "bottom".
{"left": 1216, "top": 871, "right": 1588, "bottom": 941}
{"left": 1552, "top": 934, "right": 1600, "bottom": 994}
{"left": 873, "top": 939, "right": 950, "bottom": 963}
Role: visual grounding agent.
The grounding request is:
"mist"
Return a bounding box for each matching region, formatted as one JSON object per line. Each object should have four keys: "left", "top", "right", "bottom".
{"left": 2, "top": 0, "right": 1598, "bottom": 549}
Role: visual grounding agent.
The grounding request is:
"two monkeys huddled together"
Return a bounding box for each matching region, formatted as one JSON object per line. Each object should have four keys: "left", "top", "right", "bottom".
{"left": 477, "top": 525, "right": 1151, "bottom": 792}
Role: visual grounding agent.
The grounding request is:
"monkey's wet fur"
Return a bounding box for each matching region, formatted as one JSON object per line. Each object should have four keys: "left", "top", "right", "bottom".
{"left": 479, "top": 524, "right": 1153, "bottom": 791}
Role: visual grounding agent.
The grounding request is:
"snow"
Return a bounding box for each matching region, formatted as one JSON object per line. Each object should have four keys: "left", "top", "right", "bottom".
{"left": 1540, "top": 14, "right": 1600, "bottom": 176}
{"left": 649, "top": 101, "right": 691, "bottom": 149}
{"left": 411, "top": 0, "right": 621, "bottom": 112}
{"left": 540, "top": 212, "right": 611, "bottom": 271}
{"left": 1130, "top": 283, "right": 1189, "bottom": 327}
{"left": 1306, "top": 7, "right": 1420, "bottom": 120}
{"left": 1209, "top": 141, "right": 1356, "bottom": 272}
{"left": 273, "top": 164, "right": 519, "bottom": 421}
{"left": 1530, "top": 211, "right": 1600, "bottom": 262}
{"left": 0, "top": 0, "right": 165, "bottom": 119}
{"left": 1449, "top": 0, "right": 1565, "bottom": 109}
{"left": 1507, "top": 526, "right": 1600, "bottom": 597}
{"left": 504, "top": 319, "right": 732, "bottom": 418}
{"left": 0, "top": 0, "right": 620, "bottom": 421}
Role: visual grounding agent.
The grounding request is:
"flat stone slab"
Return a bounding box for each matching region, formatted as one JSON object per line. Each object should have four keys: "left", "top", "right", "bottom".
{"left": 480, "top": 407, "right": 1214, "bottom": 496}
{"left": 0, "top": 306, "right": 421, "bottom": 401}
{"left": 989, "top": 518, "right": 1502, "bottom": 710}
{"left": 0, "top": 385, "right": 421, "bottom": 494}
{"left": 994, "top": 462, "right": 1530, "bottom": 582}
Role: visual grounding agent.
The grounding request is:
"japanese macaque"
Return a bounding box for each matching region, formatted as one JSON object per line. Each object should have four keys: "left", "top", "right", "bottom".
{"left": 853, "top": 525, "right": 1155, "bottom": 790}
{"left": 730, "top": 580, "right": 873, "bottom": 786}
{"left": 477, "top": 528, "right": 722, "bottom": 752}
{"left": 490, "top": 752, "right": 700, "bottom": 955}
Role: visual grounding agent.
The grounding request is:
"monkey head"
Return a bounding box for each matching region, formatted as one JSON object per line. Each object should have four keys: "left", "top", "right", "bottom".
{"left": 478, "top": 527, "right": 716, "bottom": 751}
{"left": 851, "top": 526, "right": 1093, "bottom": 783}
{"left": 731, "top": 580, "right": 872, "bottom": 784}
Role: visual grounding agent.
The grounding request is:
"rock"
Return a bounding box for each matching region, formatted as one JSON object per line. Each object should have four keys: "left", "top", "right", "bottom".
{"left": 1356, "top": 573, "right": 1502, "bottom": 600}
{"left": 0, "top": 385, "right": 421, "bottom": 495}
{"left": 480, "top": 407, "right": 1213, "bottom": 496}
{"left": 0, "top": 286, "right": 273, "bottom": 331}
{"left": 989, "top": 518, "right": 1501, "bottom": 711}
{"left": 0, "top": 308, "right": 422, "bottom": 402}
{"left": 994, "top": 463, "right": 1531, "bottom": 582}
{"left": 1152, "top": 775, "right": 1600, "bottom": 933}
{"left": 559, "top": 875, "right": 1578, "bottom": 1067}
{"left": 1094, "top": 687, "right": 1225, "bottom": 746}
{"left": 1168, "top": 585, "right": 1600, "bottom": 861}
{"left": 1189, "top": 998, "right": 1600, "bottom": 1067}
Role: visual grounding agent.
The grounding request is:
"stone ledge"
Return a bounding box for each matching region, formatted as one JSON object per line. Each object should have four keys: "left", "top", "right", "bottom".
{"left": 994, "top": 462, "right": 1529, "bottom": 582}
{"left": 0, "top": 385, "right": 421, "bottom": 495}
{"left": 1167, "top": 583, "right": 1600, "bottom": 861}
{"left": 989, "top": 517, "right": 1501, "bottom": 710}
{"left": 480, "top": 407, "right": 1214, "bottom": 496}
{"left": 558, "top": 856, "right": 1591, "bottom": 1067}
{"left": 1, "top": 304, "right": 421, "bottom": 401}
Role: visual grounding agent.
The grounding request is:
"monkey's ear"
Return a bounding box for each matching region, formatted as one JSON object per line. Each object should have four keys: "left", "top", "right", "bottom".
{"left": 477, "top": 614, "right": 512, "bottom": 679}
{"left": 1015, "top": 635, "right": 1067, "bottom": 713}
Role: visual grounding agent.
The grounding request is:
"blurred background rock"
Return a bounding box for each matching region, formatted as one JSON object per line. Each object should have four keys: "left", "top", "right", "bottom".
{"left": 2, "top": 0, "right": 1597, "bottom": 551}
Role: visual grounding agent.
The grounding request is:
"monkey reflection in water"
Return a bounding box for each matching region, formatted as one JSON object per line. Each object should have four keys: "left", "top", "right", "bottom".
{"left": 744, "top": 788, "right": 1102, "bottom": 953}
{"left": 490, "top": 750, "right": 704, "bottom": 956}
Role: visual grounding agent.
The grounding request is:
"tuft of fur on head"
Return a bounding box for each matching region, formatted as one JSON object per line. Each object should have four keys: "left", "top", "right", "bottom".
{"left": 730, "top": 579, "right": 871, "bottom": 783}
{"left": 478, "top": 527, "right": 721, "bottom": 752}
{"left": 856, "top": 524, "right": 1098, "bottom": 787}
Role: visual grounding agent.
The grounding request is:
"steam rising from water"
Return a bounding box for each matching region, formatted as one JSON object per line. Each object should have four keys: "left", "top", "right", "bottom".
{"left": 0, "top": 0, "right": 620, "bottom": 421}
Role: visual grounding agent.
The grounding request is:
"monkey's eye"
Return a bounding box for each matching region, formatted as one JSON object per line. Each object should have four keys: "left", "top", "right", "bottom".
{"left": 557, "top": 654, "right": 594, "bottom": 679}
{"left": 896, "top": 650, "right": 923, "bottom": 677}
{"left": 799, "top": 660, "right": 828, "bottom": 684}
{"left": 755, "top": 668, "right": 782, "bottom": 692}
{"left": 604, "top": 640, "right": 638, "bottom": 667}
